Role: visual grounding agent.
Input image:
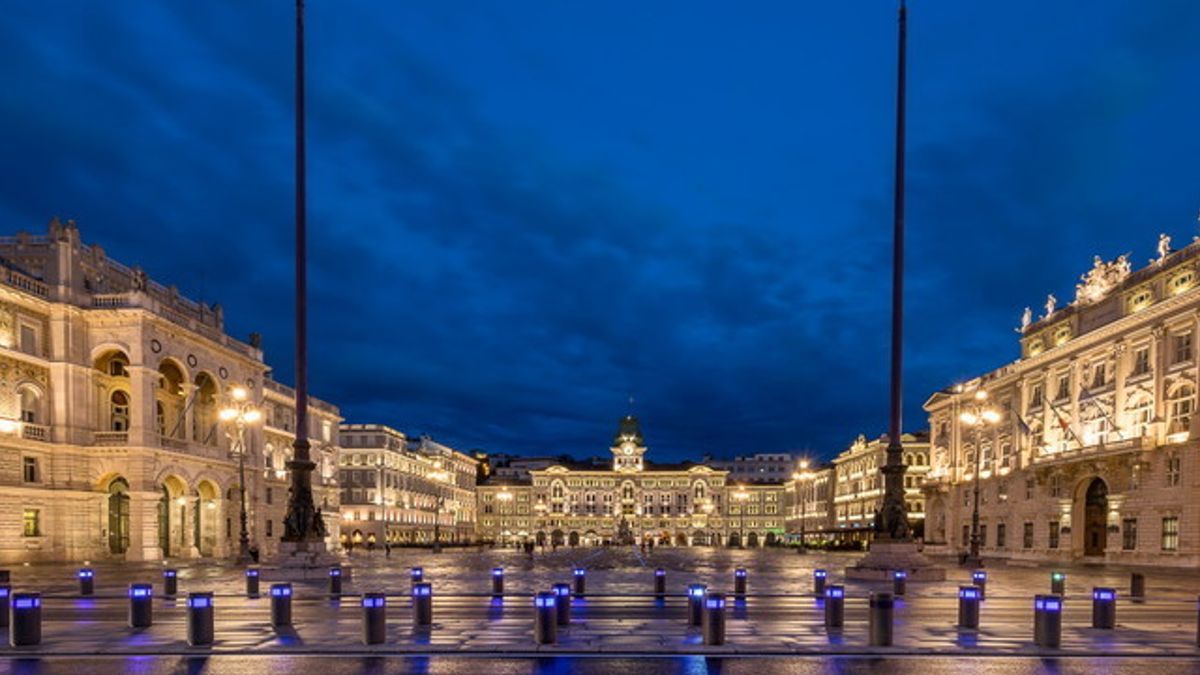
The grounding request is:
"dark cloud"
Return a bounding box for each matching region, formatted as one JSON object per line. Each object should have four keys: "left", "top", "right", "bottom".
{"left": 1, "top": 2, "right": 1198, "bottom": 462}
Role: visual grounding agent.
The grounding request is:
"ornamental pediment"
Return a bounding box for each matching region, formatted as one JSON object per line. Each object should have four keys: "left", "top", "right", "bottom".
{"left": 1075, "top": 255, "right": 1131, "bottom": 306}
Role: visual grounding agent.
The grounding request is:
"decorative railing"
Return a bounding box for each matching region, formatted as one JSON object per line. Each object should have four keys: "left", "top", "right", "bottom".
{"left": 21, "top": 424, "right": 48, "bottom": 442}
{"left": 93, "top": 431, "right": 129, "bottom": 446}
{"left": 4, "top": 268, "right": 47, "bottom": 298}
{"left": 91, "top": 293, "right": 131, "bottom": 309}
{"left": 158, "top": 434, "right": 188, "bottom": 451}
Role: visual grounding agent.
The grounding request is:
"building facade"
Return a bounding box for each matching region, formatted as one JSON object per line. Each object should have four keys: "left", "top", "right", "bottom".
{"left": 0, "top": 219, "right": 341, "bottom": 562}
{"left": 783, "top": 464, "right": 835, "bottom": 544}
{"left": 338, "top": 424, "right": 477, "bottom": 547}
{"left": 923, "top": 237, "right": 1200, "bottom": 566}
{"left": 476, "top": 416, "right": 788, "bottom": 547}
{"left": 706, "top": 452, "right": 800, "bottom": 484}
{"left": 832, "top": 432, "right": 931, "bottom": 541}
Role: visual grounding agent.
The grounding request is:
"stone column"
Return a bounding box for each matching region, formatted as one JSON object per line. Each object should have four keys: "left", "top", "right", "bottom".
{"left": 1105, "top": 494, "right": 1125, "bottom": 556}
{"left": 129, "top": 489, "right": 161, "bottom": 562}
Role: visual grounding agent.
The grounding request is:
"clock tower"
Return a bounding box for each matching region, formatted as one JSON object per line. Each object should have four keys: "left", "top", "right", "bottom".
{"left": 611, "top": 415, "right": 647, "bottom": 472}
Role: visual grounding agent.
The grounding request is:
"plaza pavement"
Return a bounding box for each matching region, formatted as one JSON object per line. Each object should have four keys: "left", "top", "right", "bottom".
{"left": 2, "top": 547, "right": 1199, "bottom": 657}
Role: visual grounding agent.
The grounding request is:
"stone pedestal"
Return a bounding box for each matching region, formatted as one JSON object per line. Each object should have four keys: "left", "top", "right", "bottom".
{"left": 267, "top": 540, "right": 341, "bottom": 580}
{"left": 846, "top": 538, "right": 945, "bottom": 581}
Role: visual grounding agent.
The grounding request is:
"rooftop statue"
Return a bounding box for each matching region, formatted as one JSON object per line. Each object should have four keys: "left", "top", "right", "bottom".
{"left": 1044, "top": 294, "right": 1057, "bottom": 318}
{"left": 1155, "top": 233, "right": 1171, "bottom": 265}
{"left": 1074, "top": 254, "right": 1131, "bottom": 305}
{"left": 1018, "top": 306, "right": 1032, "bottom": 333}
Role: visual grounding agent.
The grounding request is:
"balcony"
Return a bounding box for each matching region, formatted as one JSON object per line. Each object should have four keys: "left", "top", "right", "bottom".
{"left": 158, "top": 434, "right": 188, "bottom": 451}
{"left": 93, "top": 431, "right": 128, "bottom": 446}
{"left": 1031, "top": 435, "right": 1153, "bottom": 467}
{"left": 20, "top": 424, "right": 48, "bottom": 442}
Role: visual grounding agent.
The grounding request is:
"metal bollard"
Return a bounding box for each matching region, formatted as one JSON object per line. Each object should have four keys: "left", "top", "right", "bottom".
{"left": 1130, "top": 573, "right": 1145, "bottom": 602}
{"left": 824, "top": 585, "right": 844, "bottom": 629}
{"left": 534, "top": 592, "right": 557, "bottom": 644}
{"left": 78, "top": 567, "right": 95, "bottom": 596}
{"left": 1033, "top": 594, "right": 1062, "bottom": 648}
{"left": 553, "top": 583, "right": 572, "bottom": 626}
{"left": 734, "top": 568, "right": 747, "bottom": 600}
{"left": 654, "top": 568, "right": 666, "bottom": 600}
{"left": 9, "top": 592, "right": 41, "bottom": 647}
{"left": 245, "top": 568, "right": 260, "bottom": 598}
{"left": 128, "top": 584, "right": 153, "bottom": 629}
{"left": 361, "top": 592, "right": 387, "bottom": 645}
{"left": 492, "top": 568, "right": 504, "bottom": 598}
{"left": 971, "top": 570, "right": 987, "bottom": 599}
{"left": 187, "top": 592, "right": 215, "bottom": 646}
{"left": 0, "top": 570, "right": 8, "bottom": 583}
{"left": 0, "top": 584, "right": 10, "bottom": 629}
{"left": 270, "top": 583, "right": 293, "bottom": 627}
{"left": 1092, "top": 588, "right": 1116, "bottom": 629}
{"left": 412, "top": 582, "right": 433, "bottom": 626}
{"left": 687, "top": 584, "right": 707, "bottom": 627}
{"left": 1195, "top": 595, "right": 1200, "bottom": 647}
{"left": 329, "top": 566, "right": 343, "bottom": 596}
{"left": 163, "top": 569, "right": 178, "bottom": 597}
{"left": 957, "top": 586, "right": 981, "bottom": 629}
{"left": 869, "top": 591, "right": 894, "bottom": 647}
{"left": 893, "top": 570, "right": 907, "bottom": 597}
{"left": 411, "top": 567, "right": 424, "bottom": 589}
{"left": 573, "top": 568, "right": 586, "bottom": 597}
{"left": 814, "top": 569, "right": 827, "bottom": 596}
{"left": 1050, "top": 571, "right": 1065, "bottom": 596}
{"left": 703, "top": 592, "right": 726, "bottom": 645}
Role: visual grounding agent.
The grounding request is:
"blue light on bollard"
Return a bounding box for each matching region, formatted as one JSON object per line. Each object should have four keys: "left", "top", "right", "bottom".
{"left": 1092, "top": 587, "right": 1116, "bottom": 629}
{"left": 654, "top": 568, "right": 666, "bottom": 599}
{"left": 128, "top": 583, "right": 153, "bottom": 628}
{"left": 688, "top": 585, "right": 706, "bottom": 599}
{"left": 492, "top": 567, "right": 504, "bottom": 578}
{"left": 687, "top": 583, "right": 707, "bottom": 627}
{"left": 78, "top": 568, "right": 94, "bottom": 595}
{"left": 412, "top": 582, "right": 433, "bottom": 626}
{"left": 411, "top": 567, "right": 424, "bottom": 582}
{"left": 492, "top": 567, "right": 504, "bottom": 597}
{"left": 186, "top": 592, "right": 214, "bottom": 646}
{"left": 534, "top": 592, "right": 557, "bottom": 644}
{"left": 734, "top": 568, "right": 747, "bottom": 598}
{"left": 361, "top": 593, "right": 387, "bottom": 645}
{"left": 824, "top": 585, "right": 845, "bottom": 629}
{"left": 573, "top": 568, "right": 586, "bottom": 596}
{"left": 13, "top": 596, "right": 39, "bottom": 609}
{"left": 271, "top": 585, "right": 292, "bottom": 597}
{"left": 972, "top": 571, "right": 987, "bottom": 599}
{"left": 329, "top": 566, "right": 343, "bottom": 596}
{"left": 188, "top": 594, "right": 212, "bottom": 609}
{"left": 1035, "top": 596, "right": 1061, "bottom": 612}
{"left": 826, "top": 586, "right": 844, "bottom": 599}
{"left": 362, "top": 595, "right": 386, "bottom": 608}
{"left": 130, "top": 586, "right": 151, "bottom": 598}
{"left": 10, "top": 592, "right": 41, "bottom": 646}
{"left": 77, "top": 568, "right": 94, "bottom": 579}
{"left": 735, "top": 569, "right": 747, "bottom": 578}
{"left": 413, "top": 584, "right": 432, "bottom": 597}
{"left": 163, "top": 569, "right": 178, "bottom": 597}
{"left": 814, "top": 569, "right": 827, "bottom": 595}
{"left": 553, "top": 583, "right": 572, "bottom": 626}
{"left": 1094, "top": 589, "right": 1115, "bottom": 601}
{"left": 0, "top": 585, "right": 9, "bottom": 629}
{"left": 706, "top": 595, "right": 726, "bottom": 610}
{"left": 960, "top": 587, "right": 981, "bottom": 600}
{"left": 893, "top": 570, "right": 907, "bottom": 596}
{"left": 535, "top": 593, "right": 556, "bottom": 608}
{"left": 245, "top": 568, "right": 260, "bottom": 598}
{"left": 270, "top": 583, "right": 293, "bottom": 627}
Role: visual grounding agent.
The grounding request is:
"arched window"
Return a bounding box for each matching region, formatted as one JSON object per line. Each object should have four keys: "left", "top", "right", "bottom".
{"left": 19, "top": 386, "right": 41, "bottom": 424}
{"left": 110, "top": 390, "right": 130, "bottom": 431}
{"left": 109, "top": 358, "right": 128, "bottom": 377}
{"left": 1168, "top": 384, "right": 1195, "bottom": 435}
{"left": 155, "top": 401, "right": 166, "bottom": 436}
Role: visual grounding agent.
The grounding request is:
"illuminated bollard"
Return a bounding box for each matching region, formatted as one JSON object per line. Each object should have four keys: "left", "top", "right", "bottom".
{"left": 534, "top": 592, "right": 557, "bottom": 644}
{"left": 971, "top": 570, "right": 987, "bottom": 599}
{"left": 573, "top": 568, "right": 586, "bottom": 597}
{"left": 9, "top": 592, "right": 41, "bottom": 647}
{"left": 77, "top": 567, "right": 95, "bottom": 596}
{"left": 329, "top": 566, "right": 343, "bottom": 596}
{"left": 411, "top": 567, "right": 424, "bottom": 590}
{"left": 128, "top": 584, "right": 153, "bottom": 628}
{"left": 0, "top": 584, "right": 10, "bottom": 629}
{"left": 1050, "top": 571, "right": 1066, "bottom": 596}
{"left": 654, "top": 569, "right": 666, "bottom": 600}
{"left": 1130, "top": 573, "right": 1145, "bottom": 602}
{"left": 703, "top": 592, "right": 726, "bottom": 646}
{"left": 957, "top": 586, "right": 981, "bottom": 629}
{"left": 553, "top": 583, "right": 571, "bottom": 626}
{"left": 1092, "top": 588, "right": 1116, "bottom": 629}
{"left": 492, "top": 568, "right": 504, "bottom": 598}
{"left": 245, "top": 568, "right": 260, "bottom": 598}
{"left": 823, "top": 585, "right": 844, "bottom": 630}
{"left": 813, "top": 569, "right": 827, "bottom": 596}
{"left": 733, "top": 569, "right": 747, "bottom": 600}
{"left": 163, "top": 569, "right": 178, "bottom": 597}
{"left": 187, "top": 592, "right": 214, "bottom": 646}
{"left": 270, "top": 583, "right": 293, "bottom": 627}
{"left": 893, "top": 570, "right": 907, "bottom": 597}
{"left": 868, "top": 591, "right": 894, "bottom": 647}
{"left": 1033, "top": 595, "right": 1062, "bottom": 648}
{"left": 361, "top": 593, "right": 387, "bottom": 645}
{"left": 412, "top": 582, "right": 433, "bottom": 627}
{"left": 687, "top": 584, "right": 707, "bottom": 627}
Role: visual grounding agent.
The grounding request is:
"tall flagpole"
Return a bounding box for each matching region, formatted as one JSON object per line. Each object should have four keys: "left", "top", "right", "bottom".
{"left": 282, "top": 0, "right": 325, "bottom": 545}
{"left": 877, "top": 0, "right": 911, "bottom": 542}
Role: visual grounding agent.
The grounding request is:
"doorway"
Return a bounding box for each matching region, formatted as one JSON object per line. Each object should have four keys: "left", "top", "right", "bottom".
{"left": 1083, "top": 478, "right": 1108, "bottom": 556}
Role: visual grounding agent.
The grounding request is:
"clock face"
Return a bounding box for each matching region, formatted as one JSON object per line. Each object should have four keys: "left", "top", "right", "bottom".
{"left": 623, "top": 445, "right": 633, "bottom": 455}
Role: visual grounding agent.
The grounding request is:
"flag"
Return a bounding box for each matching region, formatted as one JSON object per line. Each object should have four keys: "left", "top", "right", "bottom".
{"left": 1015, "top": 414, "right": 1032, "bottom": 437}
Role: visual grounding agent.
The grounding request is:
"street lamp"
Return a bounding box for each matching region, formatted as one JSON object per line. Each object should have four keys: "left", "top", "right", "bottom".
{"left": 733, "top": 487, "right": 750, "bottom": 548}
{"left": 219, "top": 386, "right": 263, "bottom": 565}
{"left": 960, "top": 389, "right": 1001, "bottom": 567}
{"left": 428, "top": 462, "right": 451, "bottom": 554}
{"left": 792, "top": 460, "right": 813, "bottom": 553}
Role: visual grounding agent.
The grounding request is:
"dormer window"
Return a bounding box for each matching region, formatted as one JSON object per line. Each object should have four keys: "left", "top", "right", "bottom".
{"left": 1171, "top": 271, "right": 1195, "bottom": 296}
{"left": 1127, "top": 287, "right": 1153, "bottom": 313}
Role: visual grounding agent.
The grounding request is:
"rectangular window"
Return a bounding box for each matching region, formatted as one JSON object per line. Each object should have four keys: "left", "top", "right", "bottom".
{"left": 1132, "top": 347, "right": 1151, "bottom": 376}
{"left": 1167, "top": 454, "right": 1182, "bottom": 487}
{"left": 266, "top": 487, "right": 273, "bottom": 505}
{"left": 1025, "top": 479, "right": 1035, "bottom": 500}
{"left": 980, "top": 524, "right": 988, "bottom": 548}
{"left": 1023, "top": 522, "right": 1033, "bottom": 549}
{"left": 1091, "top": 363, "right": 1106, "bottom": 388}
{"left": 1173, "top": 333, "right": 1193, "bottom": 365}
{"left": 1048, "top": 521, "right": 1060, "bottom": 549}
{"left": 22, "top": 509, "right": 39, "bottom": 537}
{"left": 1055, "top": 374, "right": 1070, "bottom": 401}
{"left": 1029, "top": 384, "right": 1043, "bottom": 409}
{"left": 22, "top": 457, "right": 37, "bottom": 483}
{"left": 961, "top": 524, "right": 969, "bottom": 547}
{"left": 266, "top": 519, "right": 274, "bottom": 538}
{"left": 1162, "top": 516, "right": 1179, "bottom": 551}
{"left": 996, "top": 523, "right": 1006, "bottom": 548}
{"left": 1122, "top": 518, "right": 1137, "bottom": 551}
{"left": 19, "top": 325, "right": 37, "bottom": 356}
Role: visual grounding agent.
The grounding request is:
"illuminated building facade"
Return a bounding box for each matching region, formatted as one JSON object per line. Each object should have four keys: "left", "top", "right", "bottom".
{"left": 831, "top": 432, "right": 930, "bottom": 541}
{"left": 923, "top": 236, "right": 1200, "bottom": 565}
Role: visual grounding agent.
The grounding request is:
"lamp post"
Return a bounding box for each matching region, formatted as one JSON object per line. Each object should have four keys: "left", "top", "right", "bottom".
{"left": 959, "top": 389, "right": 1000, "bottom": 567}
{"left": 733, "top": 487, "right": 750, "bottom": 548}
{"left": 792, "top": 460, "right": 813, "bottom": 553}
{"left": 219, "top": 386, "right": 263, "bottom": 565}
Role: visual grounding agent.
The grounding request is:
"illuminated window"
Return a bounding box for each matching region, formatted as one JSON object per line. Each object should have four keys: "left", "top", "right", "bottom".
{"left": 1172, "top": 332, "right": 1193, "bottom": 365}
{"left": 1168, "top": 385, "right": 1195, "bottom": 435}
{"left": 1055, "top": 374, "right": 1070, "bottom": 401}
{"left": 1162, "top": 516, "right": 1179, "bottom": 551}
{"left": 1171, "top": 271, "right": 1195, "bottom": 296}
{"left": 22, "top": 509, "right": 39, "bottom": 537}
{"left": 1122, "top": 519, "right": 1137, "bottom": 551}
{"left": 1166, "top": 453, "right": 1181, "bottom": 487}
{"left": 1048, "top": 521, "right": 1060, "bottom": 549}
{"left": 1023, "top": 522, "right": 1033, "bottom": 549}
{"left": 1029, "top": 383, "right": 1043, "bottom": 409}
{"left": 1131, "top": 346, "right": 1151, "bottom": 377}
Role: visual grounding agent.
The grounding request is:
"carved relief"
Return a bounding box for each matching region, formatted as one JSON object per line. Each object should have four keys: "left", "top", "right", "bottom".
{"left": 1075, "top": 255, "right": 1132, "bottom": 305}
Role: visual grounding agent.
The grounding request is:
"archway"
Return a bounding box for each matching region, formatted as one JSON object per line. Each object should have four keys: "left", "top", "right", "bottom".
{"left": 676, "top": 532, "right": 688, "bottom": 546}
{"left": 551, "top": 530, "right": 564, "bottom": 546}
{"left": 535, "top": 531, "right": 546, "bottom": 546}
{"left": 727, "top": 532, "right": 741, "bottom": 547}
{"left": 765, "top": 532, "right": 777, "bottom": 546}
{"left": 1084, "top": 478, "right": 1108, "bottom": 556}
{"left": 192, "top": 373, "right": 219, "bottom": 444}
{"left": 107, "top": 478, "right": 130, "bottom": 555}
{"left": 568, "top": 531, "right": 580, "bottom": 547}
{"left": 196, "top": 480, "right": 220, "bottom": 556}
{"left": 747, "top": 532, "right": 760, "bottom": 547}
